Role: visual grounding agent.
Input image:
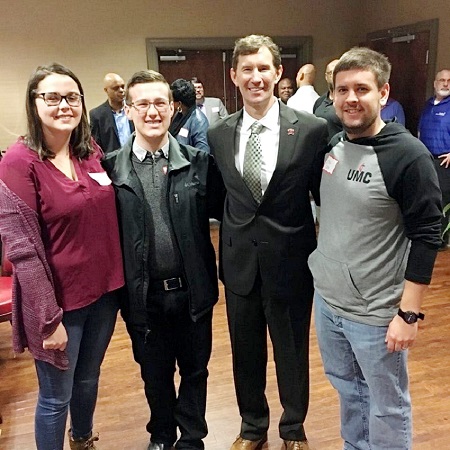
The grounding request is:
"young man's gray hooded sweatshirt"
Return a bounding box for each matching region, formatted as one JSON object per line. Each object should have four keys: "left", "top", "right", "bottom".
{"left": 308, "top": 122, "right": 442, "bottom": 326}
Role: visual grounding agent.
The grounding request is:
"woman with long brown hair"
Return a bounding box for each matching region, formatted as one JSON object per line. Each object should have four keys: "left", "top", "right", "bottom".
{"left": 0, "top": 63, "right": 124, "bottom": 450}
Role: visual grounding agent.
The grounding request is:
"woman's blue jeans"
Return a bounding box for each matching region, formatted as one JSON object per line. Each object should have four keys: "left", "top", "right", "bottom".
{"left": 34, "top": 292, "right": 119, "bottom": 450}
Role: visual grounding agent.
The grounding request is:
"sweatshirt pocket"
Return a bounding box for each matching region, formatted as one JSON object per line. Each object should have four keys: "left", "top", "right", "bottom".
{"left": 308, "top": 249, "right": 364, "bottom": 302}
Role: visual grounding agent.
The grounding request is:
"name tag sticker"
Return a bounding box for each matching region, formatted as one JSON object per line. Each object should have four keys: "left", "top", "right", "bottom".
{"left": 88, "top": 171, "right": 112, "bottom": 186}
{"left": 323, "top": 154, "right": 338, "bottom": 175}
{"left": 212, "top": 106, "right": 220, "bottom": 113}
{"left": 179, "top": 127, "right": 189, "bottom": 138}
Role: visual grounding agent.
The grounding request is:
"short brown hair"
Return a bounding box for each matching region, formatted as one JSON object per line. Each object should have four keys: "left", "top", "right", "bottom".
{"left": 333, "top": 47, "right": 391, "bottom": 88}
{"left": 125, "top": 70, "right": 173, "bottom": 104}
{"left": 190, "top": 77, "right": 204, "bottom": 86}
{"left": 232, "top": 35, "right": 281, "bottom": 70}
{"left": 24, "top": 63, "right": 92, "bottom": 160}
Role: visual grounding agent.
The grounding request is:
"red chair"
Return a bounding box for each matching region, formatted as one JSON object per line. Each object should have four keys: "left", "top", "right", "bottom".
{"left": 0, "top": 245, "right": 12, "bottom": 426}
{"left": 0, "top": 245, "right": 12, "bottom": 323}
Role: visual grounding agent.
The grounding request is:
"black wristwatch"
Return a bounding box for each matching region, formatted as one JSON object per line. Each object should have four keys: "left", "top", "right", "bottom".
{"left": 398, "top": 308, "right": 425, "bottom": 324}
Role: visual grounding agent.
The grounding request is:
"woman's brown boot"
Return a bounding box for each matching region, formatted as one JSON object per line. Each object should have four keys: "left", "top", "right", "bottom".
{"left": 68, "top": 429, "right": 99, "bottom": 449}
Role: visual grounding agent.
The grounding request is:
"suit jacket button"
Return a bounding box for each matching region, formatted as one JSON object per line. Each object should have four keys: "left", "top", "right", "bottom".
{"left": 252, "top": 239, "right": 258, "bottom": 246}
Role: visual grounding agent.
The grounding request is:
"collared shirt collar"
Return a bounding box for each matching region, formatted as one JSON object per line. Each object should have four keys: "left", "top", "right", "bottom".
{"left": 160, "top": 140, "right": 170, "bottom": 159}
{"left": 242, "top": 97, "right": 280, "bottom": 132}
{"left": 132, "top": 139, "right": 170, "bottom": 162}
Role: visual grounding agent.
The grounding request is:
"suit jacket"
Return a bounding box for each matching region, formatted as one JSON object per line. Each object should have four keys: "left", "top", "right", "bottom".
{"left": 208, "top": 102, "right": 328, "bottom": 297}
{"left": 199, "top": 97, "right": 228, "bottom": 127}
{"left": 89, "top": 101, "right": 134, "bottom": 154}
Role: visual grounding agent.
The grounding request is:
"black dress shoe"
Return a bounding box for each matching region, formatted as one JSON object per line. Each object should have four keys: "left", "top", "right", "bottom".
{"left": 148, "top": 442, "right": 172, "bottom": 450}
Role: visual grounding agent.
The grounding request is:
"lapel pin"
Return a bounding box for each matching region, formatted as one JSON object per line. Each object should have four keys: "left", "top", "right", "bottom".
{"left": 287, "top": 128, "right": 295, "bottom": 135}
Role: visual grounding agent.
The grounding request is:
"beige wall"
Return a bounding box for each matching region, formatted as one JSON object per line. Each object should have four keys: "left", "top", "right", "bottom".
{"left": 0, "top": 0, "right": 446, "bottom": 149}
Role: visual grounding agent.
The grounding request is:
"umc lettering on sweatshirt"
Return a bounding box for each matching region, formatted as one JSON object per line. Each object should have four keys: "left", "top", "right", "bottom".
{"left": 347, "top": 164, "right": 372, "bottom": 184}
{"left": 324, "top": 153, "right": 372, "bottom": 184}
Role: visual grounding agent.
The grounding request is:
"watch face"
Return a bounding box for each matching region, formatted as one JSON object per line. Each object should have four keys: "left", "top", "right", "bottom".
{"left": 404, "top": 311, "right": 417, "bottom": 324}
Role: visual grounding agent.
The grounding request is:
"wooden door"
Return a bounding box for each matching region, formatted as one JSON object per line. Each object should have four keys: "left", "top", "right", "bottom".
{"left": 368, "top": 31, "right": 430, "bottom": 136}
{"left": 158, "top": 49, "right": 233, "bottom": 109}
{"left": 157, "top": 46, "right": 305, "bottom": 114}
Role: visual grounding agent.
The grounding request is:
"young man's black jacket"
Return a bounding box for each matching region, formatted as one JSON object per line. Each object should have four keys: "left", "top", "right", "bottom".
{"left": 102, "top": 134, "right": 225, "bottom": 329}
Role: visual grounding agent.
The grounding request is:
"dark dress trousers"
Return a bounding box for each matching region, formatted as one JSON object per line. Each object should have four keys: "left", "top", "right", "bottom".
{"left": 208, "top": 102, "right": 328, "bottom": 441}
{"left": 89, "top": 101, "right": 134, "bottom": 154}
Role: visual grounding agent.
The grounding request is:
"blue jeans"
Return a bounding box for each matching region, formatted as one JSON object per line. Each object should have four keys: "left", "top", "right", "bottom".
{"left": 314, "top": 293, "right": 411, "bottom": 450}
{"left": 34, "top": 292, "right": 119, "bottom": 450}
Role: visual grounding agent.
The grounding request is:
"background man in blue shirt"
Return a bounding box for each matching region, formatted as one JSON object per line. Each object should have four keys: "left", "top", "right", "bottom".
{"left": 419, "top": 69, "right": 450, "bottom": 246}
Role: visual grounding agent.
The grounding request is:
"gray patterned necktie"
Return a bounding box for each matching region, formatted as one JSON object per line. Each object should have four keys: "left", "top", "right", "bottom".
{"left": 243, "top": 122, "right": 264, "bottom": 202}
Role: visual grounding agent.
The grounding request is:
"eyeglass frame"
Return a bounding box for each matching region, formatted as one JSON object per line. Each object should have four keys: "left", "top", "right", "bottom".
{"left": 34, "top": 91, "right": 83, "bottom": 107}
{"left": 127, "top": 99, "right": 171, "bottom": 114}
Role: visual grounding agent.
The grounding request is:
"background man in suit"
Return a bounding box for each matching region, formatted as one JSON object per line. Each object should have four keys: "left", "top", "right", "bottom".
{"left": 277, "top": 77, "right": 295, "bottom": 104}
{"left": 313, "top": 59, "right": 342, "bottom": 140}
{"left": 89, "top": 73, "right": 134, "bottom": 153}
{"left": 191, "top": 77, "right": 228, "bottom": 126}
{"left": 208, "top": 34, "right": 328, "bottom": 450}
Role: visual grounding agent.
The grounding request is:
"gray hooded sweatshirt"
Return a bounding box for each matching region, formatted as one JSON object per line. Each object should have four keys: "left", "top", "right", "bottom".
{"left": 308, "top": 122, "right": 442, "bottom": 326}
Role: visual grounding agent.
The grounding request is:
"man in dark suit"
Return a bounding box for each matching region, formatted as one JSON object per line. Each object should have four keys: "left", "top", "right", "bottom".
{"left": 89, "top": 73, "right": 134, "bottom": 153}
{"left": 313, "top": 59, "right": 342, "bottom": 141}
{"left": 208, "top": 35, "right": 328, "bottom": 450}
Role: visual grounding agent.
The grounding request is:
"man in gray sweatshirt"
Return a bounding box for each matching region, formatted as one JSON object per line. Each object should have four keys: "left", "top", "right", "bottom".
{"left": 308, "top": 47, "right": 442, "bottom": 450}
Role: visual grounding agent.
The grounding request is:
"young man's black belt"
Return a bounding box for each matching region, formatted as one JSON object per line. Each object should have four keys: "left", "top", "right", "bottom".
{"left": 149, "top": 276, "right": 184, "bottom": 292}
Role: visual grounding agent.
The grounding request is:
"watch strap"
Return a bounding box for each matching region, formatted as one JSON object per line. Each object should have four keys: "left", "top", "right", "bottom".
{"left": 398, "top": 308, "right": 425, "bottom": 323}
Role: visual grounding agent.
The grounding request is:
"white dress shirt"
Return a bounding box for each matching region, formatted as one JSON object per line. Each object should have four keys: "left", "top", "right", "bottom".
{"left": 287, "top": 85, "right": 320, "bottom": 114}
{"left": 235, "top": 99, "right": 280, "bottom": 195}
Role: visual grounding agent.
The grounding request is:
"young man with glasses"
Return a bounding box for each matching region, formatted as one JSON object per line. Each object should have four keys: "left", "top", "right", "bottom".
{"left": 102, "top": 70, "right": 225, "bottom": 450}
{"left": 191, "top": 77, "right": 228, "bottom": 127}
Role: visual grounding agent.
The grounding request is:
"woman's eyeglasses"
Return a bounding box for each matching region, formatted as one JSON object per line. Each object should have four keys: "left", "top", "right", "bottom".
{"left": 34, "top": 92, "right": 83, "bottom": 107}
